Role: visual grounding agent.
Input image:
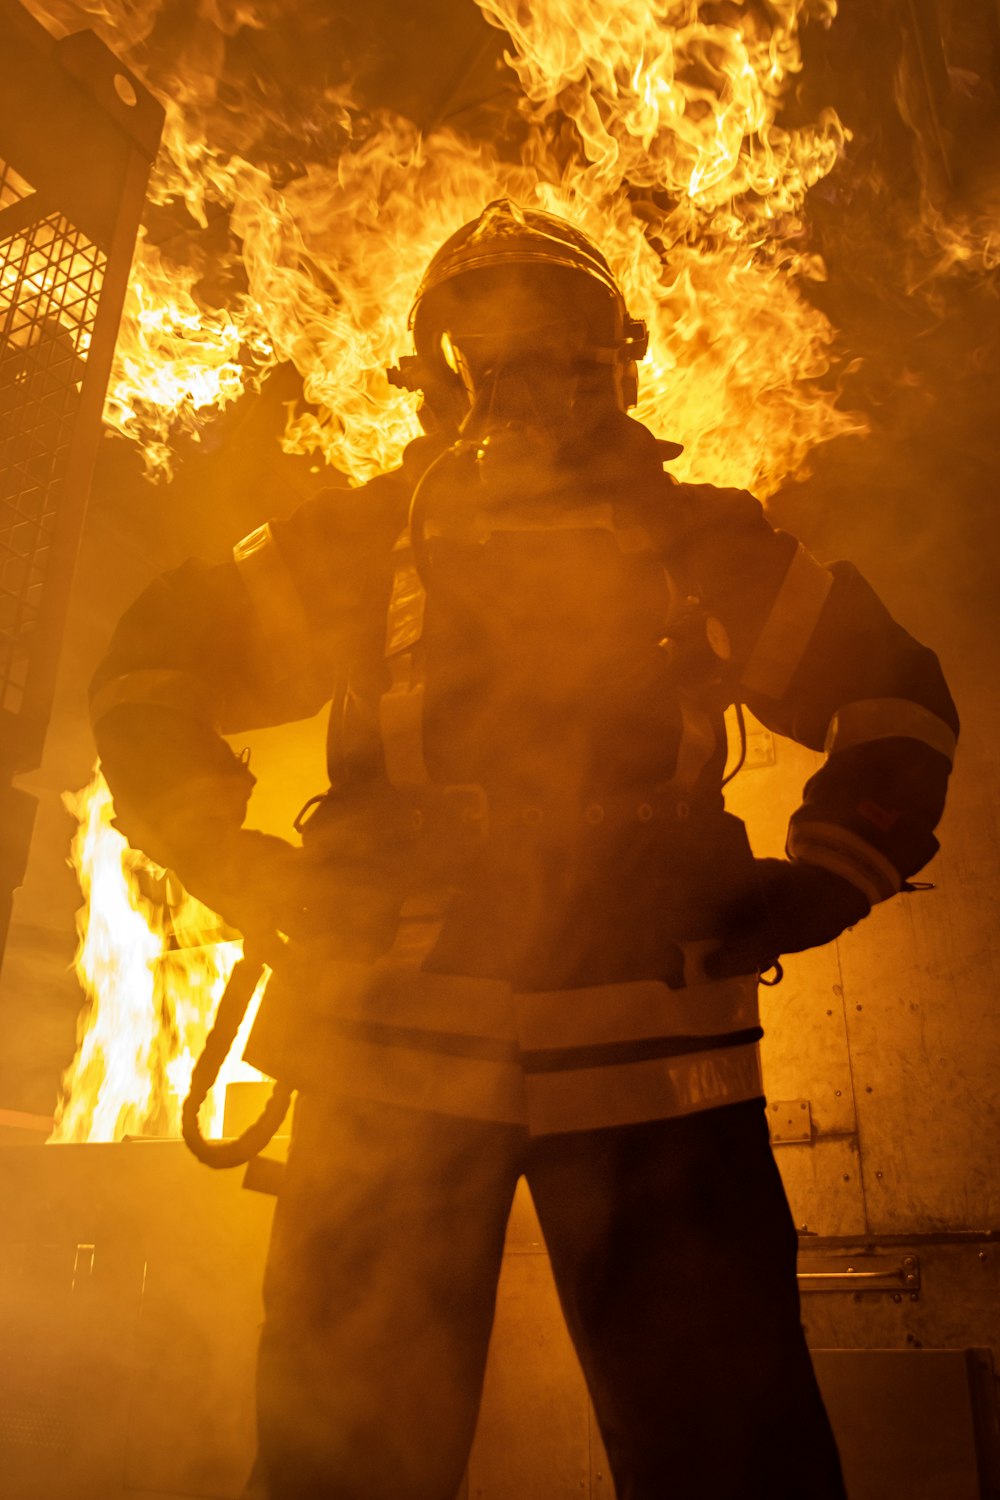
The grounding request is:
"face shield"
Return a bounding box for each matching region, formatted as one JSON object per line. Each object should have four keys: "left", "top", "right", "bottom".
{"left": 412, "top": 264, "right": 633, "bottom": 461}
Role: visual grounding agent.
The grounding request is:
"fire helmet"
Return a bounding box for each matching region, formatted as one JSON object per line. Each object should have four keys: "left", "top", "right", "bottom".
{"left": 389, "top": 199, "right": 649, "bottom": 433}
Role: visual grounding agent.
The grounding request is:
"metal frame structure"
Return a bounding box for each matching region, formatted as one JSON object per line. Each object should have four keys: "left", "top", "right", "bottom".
{"left": 0, "top": 0, "right": 162, "bottom": 968}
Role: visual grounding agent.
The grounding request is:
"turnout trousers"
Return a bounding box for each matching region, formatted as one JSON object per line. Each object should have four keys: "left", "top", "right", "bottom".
{"left": 256, "top": 1095, "right": 846, "bottom": 1500}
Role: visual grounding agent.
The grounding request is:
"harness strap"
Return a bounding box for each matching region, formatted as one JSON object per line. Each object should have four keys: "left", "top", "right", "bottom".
{"left": 377, "top": 513, "right": 717, "bottom": 804}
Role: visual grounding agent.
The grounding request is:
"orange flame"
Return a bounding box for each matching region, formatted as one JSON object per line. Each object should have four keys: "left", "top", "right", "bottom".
{"left": 27, "top": 0, "right": 866, "bottom": 493}
{"left": 50, "top": 770, "right": 267, "bottom": 1143}
{"left": 103, "top": 229, "right": 274, "bottom": 480}
{"left": 476, "top": 0, "right": 844, "bottom": 212}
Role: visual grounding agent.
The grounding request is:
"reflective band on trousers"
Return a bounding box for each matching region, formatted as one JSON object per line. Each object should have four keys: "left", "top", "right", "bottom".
{"left": 825, "top": 697, "right": 957, "bottom": 765}
{"left": 233, "top": 522, "right": 314, "bottom": 686}
{"left": 89, "top": 667, "right": 221, "bottom": 731}
{"left": 272, "top": 965, "right": 763, "bottom": 1134}
{"left": 787, "top": 821, "right": 902, "bottom": 905}
{"left": 741, "top": 543, "right": 833, "bottom": 700}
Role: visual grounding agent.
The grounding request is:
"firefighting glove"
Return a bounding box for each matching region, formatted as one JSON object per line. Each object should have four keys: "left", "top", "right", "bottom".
{"left": 168, "top": 827, "right": 316, "bottom": 948}
{"left": 703, "top": 857, "right": 872, "bottom": 980}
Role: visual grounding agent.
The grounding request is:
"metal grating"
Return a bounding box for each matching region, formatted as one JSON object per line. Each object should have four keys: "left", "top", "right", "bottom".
{"left": 0, "top": 177, "right": 106, "bottom": 716}
{"left": 0, "top": 4, "right": 163, "bottom": 971}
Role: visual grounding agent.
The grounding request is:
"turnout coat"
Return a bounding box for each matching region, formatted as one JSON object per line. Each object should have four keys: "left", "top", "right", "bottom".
{"left": 91, "top": 416, "right": 958, "bottom": 1136}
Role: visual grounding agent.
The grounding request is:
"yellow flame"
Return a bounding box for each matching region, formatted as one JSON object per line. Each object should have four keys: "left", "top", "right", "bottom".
{"left": 238, "top": 99, "right": 855, "bottom": 494}
{"left": 51, "top": 770, "right": 267, "bottom": 1143}
{"left": 476, "top": 0, "right": 843, "bottom": 215}
{"left": 103, "top": 229, "right": 274, "bottom": 480}
{"left": 19, "top": 0, "right": 868, "bottom": 492}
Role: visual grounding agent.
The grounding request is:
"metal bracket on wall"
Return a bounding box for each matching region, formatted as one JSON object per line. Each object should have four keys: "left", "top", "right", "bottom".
{"left": 769, "top": 1098, "right": 812, "bottom": 1144}
{"left": 797, "top": 1251, "right": 921, "bottom": 1297}
{"left": 744, "top": 724, "right": 776, "bottom": 769}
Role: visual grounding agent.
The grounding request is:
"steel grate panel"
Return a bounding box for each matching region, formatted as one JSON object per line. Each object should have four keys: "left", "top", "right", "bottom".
{"left": 0, "top": 9, "right": 162, "bottom": 974}
{"left": 0, "top": 170, "right": 105, "bottom": 717}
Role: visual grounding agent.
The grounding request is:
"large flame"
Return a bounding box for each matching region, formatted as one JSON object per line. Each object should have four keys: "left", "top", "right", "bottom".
{"left": 51, "top": 771, "right": 267, "bottom": 1143}
{"left": 40, "top": 0, "right": 880, "bottom": 1140}
{"left": 102, "top": 230, "right": 274, "bottom": 481}
{"left": 26, "top": 0, "right": 865, "bottom": 493}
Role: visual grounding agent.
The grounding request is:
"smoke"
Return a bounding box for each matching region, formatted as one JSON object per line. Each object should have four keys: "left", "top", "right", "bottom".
{"left": 2, "top": 3, "right": 998, "bottom": 1490}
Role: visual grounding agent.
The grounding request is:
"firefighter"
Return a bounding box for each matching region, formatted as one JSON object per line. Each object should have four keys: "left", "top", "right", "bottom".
{"left": 91, "top": 200, "right": 958, "bottom": 1500}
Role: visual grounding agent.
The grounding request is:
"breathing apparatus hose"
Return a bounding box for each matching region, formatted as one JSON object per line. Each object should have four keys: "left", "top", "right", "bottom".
{"left": 407, "top": 440, "right": 477, "bottom": 586}
{"left": 181, "top": 944, "right": 293, "bottom": 1169}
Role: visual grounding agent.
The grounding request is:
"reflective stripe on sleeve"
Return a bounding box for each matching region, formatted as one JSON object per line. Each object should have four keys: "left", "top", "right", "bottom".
{"left": 233, "top": 523, "right": 314, "bottom": 683}
{"left": 787, "top": 821, "right": 902, "bottom": 904}
{"left": 741, "top": 544, "right": 834, "bottom": 700}
{"left": 89, "top": 668, "right": 221, "bottom": 731}
{"left": 824, "top": 698, "right": 957, "bottom": 764}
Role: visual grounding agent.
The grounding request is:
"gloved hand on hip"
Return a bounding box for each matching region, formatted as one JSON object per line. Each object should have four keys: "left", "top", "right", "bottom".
{"left": 169, "top": 827, "right": 315, "bottom": 947}
{"left": 703, "top": 857, "right": 872, "bottom": 981}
